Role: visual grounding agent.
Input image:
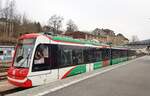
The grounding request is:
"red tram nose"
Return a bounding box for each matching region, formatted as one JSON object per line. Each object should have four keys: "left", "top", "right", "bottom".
{"left": 7, "top": 67, "right": 32, "bottom": 88}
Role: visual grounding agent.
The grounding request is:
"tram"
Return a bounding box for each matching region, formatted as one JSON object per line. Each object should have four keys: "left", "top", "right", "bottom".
{"left": 0, "top": 46, "right": 14, "bottom": 60}
{"left": 0, "top": 46, "right": 14, "bottom": 66}
{"left": 7, "top": 32, "right": 136, "bottom": 88}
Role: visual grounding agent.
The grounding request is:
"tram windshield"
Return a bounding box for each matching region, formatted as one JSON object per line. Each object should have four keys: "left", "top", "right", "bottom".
{"left": 14, "top": 38, "right": 35, "bottom": 68}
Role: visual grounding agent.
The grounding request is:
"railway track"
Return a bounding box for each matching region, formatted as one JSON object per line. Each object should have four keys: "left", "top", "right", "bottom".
{"left": 0, "top": 87, "right": 26, "bottom": 96}
{"left": 0, "top": 66, "right": 10, "bottom": 80}
{"left": 0, "top": 74, "right": 7, "bottom": 80}
{"left": 0, "top": 68, "right": 8, "bottom": 81}
{"left": 0, "top": 80, "right": 27, "bottom": 96}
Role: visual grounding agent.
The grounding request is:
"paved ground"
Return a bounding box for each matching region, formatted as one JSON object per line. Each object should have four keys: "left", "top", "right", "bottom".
{"left": 0, "top": 80, "right": 16, "bottom": 93}
{"left": 45, "top": 56, "right": 150, "bottom": 96}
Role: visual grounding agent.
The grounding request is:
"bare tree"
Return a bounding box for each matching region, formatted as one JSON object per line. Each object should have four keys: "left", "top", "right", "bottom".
{"left": 0, "top": 0, "right": 2, "bottom": 17}
{"left": 13, "top": 14, "right": 22, "bottom": 37}
{"left": 1, "top": 0, "right": 16, "bottom": 19}
{"left": 0, "top": 0, "right": 17, "bottom": 37}
{"left": 36, "top": 22, "right": 42, "bottom": 32}
{"left": 0, "top": 0, "right": 43, "bottom": 44}
{"left": 66, "top": 19, "right": 78, "bottom": 32}
{"left": 131, "top": 35, "right": 139, "bottom": 42}
{"left": 48, "top": 14, "right": 63, "bottom": 34}
{"left": 146, "top": 46, "right": 150, "bottom": 55}
{"left": 21, "top": 13, "right": 30, "bottom": 25}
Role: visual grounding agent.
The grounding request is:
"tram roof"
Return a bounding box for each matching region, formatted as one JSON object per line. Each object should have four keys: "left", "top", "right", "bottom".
{"left": 40, "top": 32, "right": 110, "bottom": 47}
{"left": 111, "top": 46, "right": 129, "bottom": 50}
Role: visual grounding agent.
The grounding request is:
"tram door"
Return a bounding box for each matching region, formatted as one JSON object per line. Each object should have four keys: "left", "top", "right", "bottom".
{"left": 31, "top": 44, "right": 58, "bottom": 85}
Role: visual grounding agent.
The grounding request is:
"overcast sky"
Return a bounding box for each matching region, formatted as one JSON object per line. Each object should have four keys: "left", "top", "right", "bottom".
{"left": 2, "top": 0, "right": 150, "bottom": 40}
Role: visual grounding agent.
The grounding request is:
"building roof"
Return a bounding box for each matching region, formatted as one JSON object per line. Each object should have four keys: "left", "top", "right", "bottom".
{"left": 64, "top": 31, "right": 93, "bottom": 35}
{"left": 117, "top": 33, "right": 129, "bottom": 41}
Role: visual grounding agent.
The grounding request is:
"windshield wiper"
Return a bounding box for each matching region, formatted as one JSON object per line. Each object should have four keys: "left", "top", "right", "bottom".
{"left": 14, "top": 66, "right": 27, "bottom": 68}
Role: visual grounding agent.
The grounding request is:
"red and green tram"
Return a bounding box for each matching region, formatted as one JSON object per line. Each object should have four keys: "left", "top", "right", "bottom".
{"left": 7, "top": 32, "right": 136, "bottom": 88}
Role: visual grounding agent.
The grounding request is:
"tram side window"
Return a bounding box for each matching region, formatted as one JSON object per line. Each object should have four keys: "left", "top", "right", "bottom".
{"left": 125, "top": 50, "right": 128, "bottom": 57}
{"left": 94, "top": 49, "right": 102, "bottom": 62}
{"left": 120, "top": 50, "right": 123, "bottom": 58}
{"left": 91, "top": 48, "right": 97, "bottom": 62}
{"left": 120, "top": 50, "right": 122, "bottom": 57}
{"left": 72, "top": 49, "right": 83, "bottom": 65}
{"left": 0, "top": 51, "right": 3, "bottom": 55}
{"left": 83, "top": 48, "right": 102, "bottom": 63}
{"left": 117, "top": 50, "right": 120, "bottom": 58}
{"left": 102, "top": 49, "right": 110, "bottom": 60}
{"left": 32, "top": 44, "right": 50, "bottom": 72}
{"left": 83, "top": 48, "right": 90, "bottom": 63}
{"left": 122, "top": 50, "right": 127, "bottom": 57}
{"left": 83, "top": 48, "right": 94, "bottom": 63}
{"left": 58, "top": 45, "right": 85, "bottom": 67}
{"left": 59, "top": 45, "right": 72, "bottom": 68}
{"left": 128, "top": 50, "right": 132, "bottom": 57}
{"left": 50, "top": 44, "right": 59, "bottom": 69}
{"left": 112, "top": 49, "right": 118, "bottom": 59}
{"left": 118, "top": 50, "right": 122, "bottom": 58}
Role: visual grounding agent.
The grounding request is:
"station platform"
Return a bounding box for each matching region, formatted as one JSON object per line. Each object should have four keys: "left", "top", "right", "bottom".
{"left": 6, "top": 56, "right": 150, "bottom": 96}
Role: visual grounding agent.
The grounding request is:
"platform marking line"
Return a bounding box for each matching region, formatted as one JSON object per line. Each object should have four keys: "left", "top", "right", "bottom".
{"left": 35, "top": 62, "right": 130, "bottom": 96}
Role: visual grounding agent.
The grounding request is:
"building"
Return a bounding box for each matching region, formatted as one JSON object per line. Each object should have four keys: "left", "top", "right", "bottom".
{"left": 92, "top": 28, "right": 115, "bottom": 36}
{"left": 93, "top": 28, "right": 105, "bottom": 35}
{"left": 114, "top": 33, "right": 129, "bottom": 45}
{"left": 92, "top": 28, "right": 129, "bottom": 45}
{"left": 64, "top": 31, "right": 94, "bottom": 40}
{"left": 64, "top": 31, "right": 129, "bottom": 46}
{"left": 64, "top": 31, "right": 108, "bottom": 43}
{"left": 43, "top": 26, "right": 63, "bottom": 34}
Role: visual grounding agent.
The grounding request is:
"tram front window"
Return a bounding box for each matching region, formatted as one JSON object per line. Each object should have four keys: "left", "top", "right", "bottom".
{"left": 14, "top": 39, "right": 35, "bottom": 68}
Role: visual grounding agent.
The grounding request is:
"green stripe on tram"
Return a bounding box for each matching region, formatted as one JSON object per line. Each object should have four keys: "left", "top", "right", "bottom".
{"left": 120, "top": 57, "right": 128, "bottom": 62}
{"left": 93, "top": 61, "right": 103, "bottom": 70}
{"left": 111, "top": 57, "right": 128, "bottom": 65}
{"left": 67, "top": 64, "right": 86, "bottom": 77}
{"left": 111, "top": 58, "right": 121, "bottom": 64}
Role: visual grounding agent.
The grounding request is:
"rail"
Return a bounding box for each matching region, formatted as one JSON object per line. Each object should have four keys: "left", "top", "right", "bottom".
{"left": 0, "top": 60, "right": 12, "bottom": 80}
